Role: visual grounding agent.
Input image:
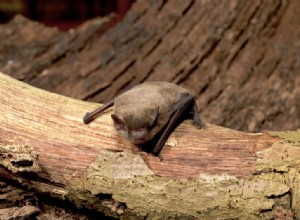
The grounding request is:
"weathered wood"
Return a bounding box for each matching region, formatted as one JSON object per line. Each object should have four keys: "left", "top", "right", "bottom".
{"left": 0, "top": 72, "right": 271, "bottom": 180}
{"left": 0, "top": 0, "right": 299, "bottom": 133}
{"left": 0, "top": 72, "right": 299, "bottom": 219}
{"left": 0, "top": 181, "right": 40, "bottom": 219}
{"left": 1, "top": 0, "right": 300, "bottom": 218}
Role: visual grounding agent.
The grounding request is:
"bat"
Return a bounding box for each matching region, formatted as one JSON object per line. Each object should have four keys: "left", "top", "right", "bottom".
{"left": 83, "top": 82, "right": 202, "bottom": 156}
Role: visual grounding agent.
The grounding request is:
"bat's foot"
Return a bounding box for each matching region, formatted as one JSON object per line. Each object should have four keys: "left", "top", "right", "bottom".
{"left": 192, "top": 119, "right": 202, "bottom": 129}
{"left": 190, "top": 99, "right": 203, "bottom": 129}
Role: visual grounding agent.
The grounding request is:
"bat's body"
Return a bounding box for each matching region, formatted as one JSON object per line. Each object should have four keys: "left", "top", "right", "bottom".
{"left": 84, "top": 82, "right": 202, "bottom": 155}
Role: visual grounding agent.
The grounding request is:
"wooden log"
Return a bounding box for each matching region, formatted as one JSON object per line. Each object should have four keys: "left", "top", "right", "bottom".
{"left": 0, "top": 72, "right": 299, "bottom": 219}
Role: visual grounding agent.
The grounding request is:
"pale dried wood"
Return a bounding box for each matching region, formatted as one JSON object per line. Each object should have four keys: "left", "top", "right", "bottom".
{"left": 0, "top": 72, "right": 299, "bottom": 219}
{"left": 0, "top": 72, "right": 272, "bottom": 181}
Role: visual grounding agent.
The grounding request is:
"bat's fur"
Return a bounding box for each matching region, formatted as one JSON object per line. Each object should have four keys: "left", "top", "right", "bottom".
{"left": 84, "top": 82, "right": 202, "bottom": 155}
{"left": 112, "top": 82, "right": 189, "bottom": 144}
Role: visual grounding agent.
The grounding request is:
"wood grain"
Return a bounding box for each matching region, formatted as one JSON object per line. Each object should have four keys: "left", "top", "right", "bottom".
{"left": 0, "top": 72, "right": 274, "bottom": 183}
{"left": 1, "top": 72, "right": 299, "bottom": 219}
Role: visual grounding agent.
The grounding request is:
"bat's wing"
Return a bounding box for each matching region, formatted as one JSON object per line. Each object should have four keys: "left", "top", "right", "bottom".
{"left": 83, "top": 99, "right": 114, "bottom": 124}
{"left": 152, "top": 93, "right": 202, "bottom": 156}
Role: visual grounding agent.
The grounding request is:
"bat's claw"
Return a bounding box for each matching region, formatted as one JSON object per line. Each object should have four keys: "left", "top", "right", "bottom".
{"left": 157, "top": 153, "right": 163, "bottom": 161}
{"left": 193, "top": 121, "right": 203, "bottom": 129}
{"left": 83, "top": 112, "right": 91, "bottom": 124}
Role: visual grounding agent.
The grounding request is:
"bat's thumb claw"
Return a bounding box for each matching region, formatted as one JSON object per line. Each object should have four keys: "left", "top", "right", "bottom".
{"left": 83, "top": 112, "right": 91, "bottom": 124}
{"left": 158, "top": 153, "right": 163, "bottom": 161}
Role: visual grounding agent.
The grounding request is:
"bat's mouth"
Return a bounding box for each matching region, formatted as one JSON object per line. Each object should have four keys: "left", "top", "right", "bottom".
{"left": 132, "top": 138, "right": 147, "bottom": 145}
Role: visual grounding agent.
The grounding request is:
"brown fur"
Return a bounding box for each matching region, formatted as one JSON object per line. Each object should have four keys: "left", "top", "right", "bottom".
{"left": 112, "top": 82, "right": 190, "bottom": 144}
{"left": 83, "top": 81, "right": 200, "bottom": 153}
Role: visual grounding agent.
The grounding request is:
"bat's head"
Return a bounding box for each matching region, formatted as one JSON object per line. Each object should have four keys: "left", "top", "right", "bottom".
{"left": 111, "top": 105, "right": 159, "bottom": 145}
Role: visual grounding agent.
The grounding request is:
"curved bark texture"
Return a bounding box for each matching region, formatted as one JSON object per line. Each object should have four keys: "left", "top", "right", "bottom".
{"left": 0, "top": 0, "right": 299, "bottom": 133}
{"left": 0, "top": 72, "right": 299, "bottom": 219}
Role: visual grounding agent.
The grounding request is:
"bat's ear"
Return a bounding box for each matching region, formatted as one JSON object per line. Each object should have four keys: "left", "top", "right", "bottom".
{"left": 148, "top": 106, "right": 159, "bottom": 128}
{"left": 111, "top": 114, "right": 127, "bottom": 130}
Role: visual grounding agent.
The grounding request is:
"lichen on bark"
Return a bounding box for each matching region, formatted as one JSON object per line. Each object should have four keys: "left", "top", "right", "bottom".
{"left": 77, "top": 148, "right": 296, "bottom": 219}
{"left": 0, "top": 144, "right": 40, "bottom": 173}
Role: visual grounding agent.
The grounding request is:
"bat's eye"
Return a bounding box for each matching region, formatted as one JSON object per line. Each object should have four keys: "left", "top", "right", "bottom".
{"left": 111, "top": 114, "right": 127, "bottom": 130}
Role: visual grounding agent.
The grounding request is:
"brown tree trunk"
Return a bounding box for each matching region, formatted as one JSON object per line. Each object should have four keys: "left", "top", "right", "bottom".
{"left": 0, "top": 72, "right": 299, "bottom": 219}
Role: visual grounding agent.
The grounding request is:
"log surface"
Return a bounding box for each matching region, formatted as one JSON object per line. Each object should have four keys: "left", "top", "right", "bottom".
{"left": 0, "top": 72, "right": 300, "bottom": 219}
{"left": 1, "top": 0, "right": 300, "bottom": 218}
{"left": 0, "top": 72, "right": 272, "bottom": 181}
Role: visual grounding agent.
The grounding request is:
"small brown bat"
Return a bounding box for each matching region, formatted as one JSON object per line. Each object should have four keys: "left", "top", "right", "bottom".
{"left": 83, "top": 82, "right": 202, "bottom": 156}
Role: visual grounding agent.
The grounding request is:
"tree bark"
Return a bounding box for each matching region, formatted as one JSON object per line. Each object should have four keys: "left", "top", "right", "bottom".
{"left": 0, "top": 71, "right": 299, "bottom": 219}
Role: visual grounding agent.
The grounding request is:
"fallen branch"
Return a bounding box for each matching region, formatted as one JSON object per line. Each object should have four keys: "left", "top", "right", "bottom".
{"left": 0, "top": 72, "right": 299, "bottom": 219}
